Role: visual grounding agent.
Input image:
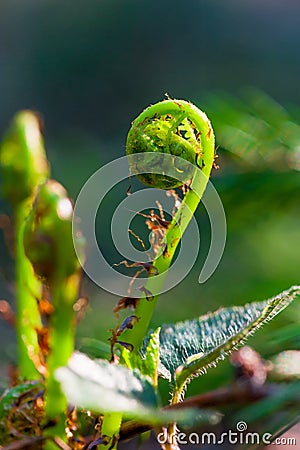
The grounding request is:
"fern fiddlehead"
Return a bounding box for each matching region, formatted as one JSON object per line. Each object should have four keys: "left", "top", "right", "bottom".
{"left": 123, "top": 99, "right": 216, "bottom": 351}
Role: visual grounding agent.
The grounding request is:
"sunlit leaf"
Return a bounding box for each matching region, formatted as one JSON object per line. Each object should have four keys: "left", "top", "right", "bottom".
{"left": 55, "top": 352, "right": 220, "bottom": 426}
{"left": 158, "top": 286, "right": 300, "bottom": 395}
{"left": 55, "top": 352, "right": 156, "bottom": 417}
{"left": 77, "top": 337, "right": 111, "bottom": 360}
{"left": 123, "top": 327, "right": 160, "bottom": 386}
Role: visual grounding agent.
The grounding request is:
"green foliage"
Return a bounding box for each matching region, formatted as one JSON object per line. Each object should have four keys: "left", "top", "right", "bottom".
{"left": 0, "top": 98, "right": 299, "bottom": 449}
{"left": 158, "top": 286, "right": 300, "bottom": 396}
{"left": 123, "top": 327, "right": 160, "bottom": 386}
{"left": 78, "top": 338, "right": 112, "bottom": 360}
{"left": 56, "top": 352, "right": 157, "bottom": 417}
{"left": 55, "top": 352, "right": 220, "bottom": 427}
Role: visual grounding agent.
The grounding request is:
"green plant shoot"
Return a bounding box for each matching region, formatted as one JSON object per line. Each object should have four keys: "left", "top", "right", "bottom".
{"left": 0, "top": 111, "right": 49, "bottom": 380}
{"left": 24, "top": 180, "right": 84, "bottom": 447}
{"left": 123, "top": 99, "right": 215, "bottom": 351}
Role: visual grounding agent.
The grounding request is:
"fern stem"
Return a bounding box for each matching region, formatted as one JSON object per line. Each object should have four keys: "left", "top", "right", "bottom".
{"left": 15, "top": 200, "right": 42, "bottom": 379}
{"left": 122, "top": 177, "right": 204, "bottom": 351}
{"left": 0, "top": 110, "right": 49, "bottom": 380}
{"left": 44, "top": 272, "right": 81, "bottom": 447}
{"left": 23, "top": 180, "right": 84, "bottom": 447}
{"left": 98, "top": 413, "right": 122, "bottom": 449}
{"left": 123, "top": 99, "right": 215, "bottom": 352}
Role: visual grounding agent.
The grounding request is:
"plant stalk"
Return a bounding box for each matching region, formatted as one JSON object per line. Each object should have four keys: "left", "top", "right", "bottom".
{"left": 122, "top": 170, "right": 209, "bottom": 352}
{"left": 15, "top": 200, "right": 42, "bottom": 380}
{"left": 123, "top": 99, "right": 215, "bottom": 352}
{"left": 98, "top": 413, "right": 123, "bottom": 449}
{"left": 44, "top": 272, "right": 81, "bottom": 448}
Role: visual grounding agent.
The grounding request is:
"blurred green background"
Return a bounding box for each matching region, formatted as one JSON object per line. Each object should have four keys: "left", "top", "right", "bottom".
{"left": 0, "top": 0, "right": 300, "bottom": 402}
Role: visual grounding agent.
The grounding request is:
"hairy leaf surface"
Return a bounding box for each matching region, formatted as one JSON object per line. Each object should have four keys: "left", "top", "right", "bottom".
{"left": 158, "top": 286, "right": 300, "bottom": 392}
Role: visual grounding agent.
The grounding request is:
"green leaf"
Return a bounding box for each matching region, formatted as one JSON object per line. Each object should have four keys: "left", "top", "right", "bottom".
{"left": 158, "top": 286, "right": 300, "bottom": 394}
{"left": 123, "top": 327, "right": 160, "bottom": 386}
{"left": 55, "top": 352, "right": 220, "bottom": 426}
{"left": 142, "top": 327, "right": 160, "bottom": 384}
{"left": 55, "top": 352, "right": 156, "bottom": 418}
{"left": 77, "top": 337, "right": 111, "bottom": 360}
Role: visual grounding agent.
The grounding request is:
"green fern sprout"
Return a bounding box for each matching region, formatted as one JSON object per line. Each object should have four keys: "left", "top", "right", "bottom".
{"left": 123, "top": 99, "right": 215, "bottom": 351}
{"left": 96, "top": 99, "right": 215, "bottom": 450}
{"left": 0, "top": 111, "right": 49, "bottom": 380}
{"left": 24, "top": 180, "right": 84, "bottom": 447}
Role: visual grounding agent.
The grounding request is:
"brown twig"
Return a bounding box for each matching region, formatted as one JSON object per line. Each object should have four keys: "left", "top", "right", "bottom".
{"left": 119, "top": 382, "right": 276, "bottom": 441}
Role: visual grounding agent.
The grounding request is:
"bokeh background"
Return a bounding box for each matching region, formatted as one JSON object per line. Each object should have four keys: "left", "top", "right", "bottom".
{"left": 0, "top": 0, "right": 300, "bottom": 444}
